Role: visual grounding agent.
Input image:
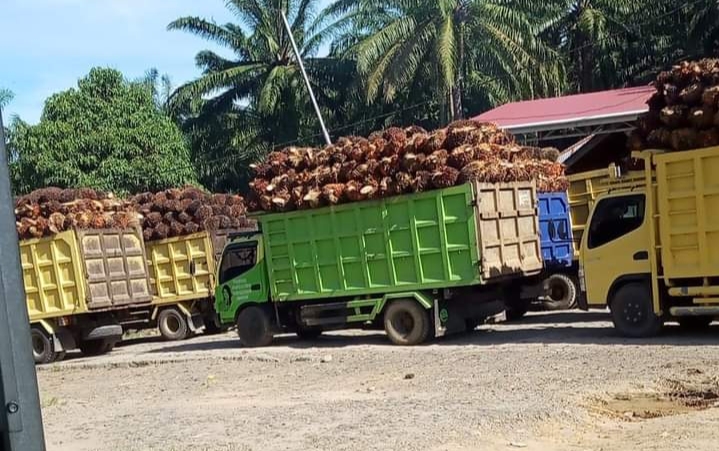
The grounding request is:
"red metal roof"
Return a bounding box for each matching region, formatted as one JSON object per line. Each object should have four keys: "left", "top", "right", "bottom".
{"left": 471, "top": 86, "right": 655, "bottom": 130}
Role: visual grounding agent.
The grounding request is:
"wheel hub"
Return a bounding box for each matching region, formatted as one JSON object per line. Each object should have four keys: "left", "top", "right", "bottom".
{"left": 166, "top": 315, "right": 181, "bottom": 333}
{"left": 623, "top": 302, "right": 644, "bottom": 323}
{"left": 392, "top": 311, "right": 415, "bottom": 337}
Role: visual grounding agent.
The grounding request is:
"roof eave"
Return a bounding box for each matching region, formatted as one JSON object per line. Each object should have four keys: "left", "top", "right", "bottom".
{"left": 498, "top": 109, "right": 648, "bottom": 135}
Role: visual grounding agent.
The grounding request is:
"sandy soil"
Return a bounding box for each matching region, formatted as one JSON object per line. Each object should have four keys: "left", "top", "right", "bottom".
{"left": 35, "top": 311, "right": 719, "bottom": 451}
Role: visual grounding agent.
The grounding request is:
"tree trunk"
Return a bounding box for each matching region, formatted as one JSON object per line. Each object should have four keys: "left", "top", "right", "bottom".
{"left": 451, "top": 22, "right": 466, "bottom": 121}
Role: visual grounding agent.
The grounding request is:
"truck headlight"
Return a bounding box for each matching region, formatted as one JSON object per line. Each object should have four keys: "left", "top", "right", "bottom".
{"left": 578, "top": 265, "right": 586, "bottom": 292}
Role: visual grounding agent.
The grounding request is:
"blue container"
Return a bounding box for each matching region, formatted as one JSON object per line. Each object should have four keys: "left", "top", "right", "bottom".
{"left": 538, "top": 192, "right": 573, "bottom": 268}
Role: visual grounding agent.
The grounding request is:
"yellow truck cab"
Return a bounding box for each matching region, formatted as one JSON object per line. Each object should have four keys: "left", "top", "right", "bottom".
{"left": 579, "top": 146, "right": 719, "bottom": 337}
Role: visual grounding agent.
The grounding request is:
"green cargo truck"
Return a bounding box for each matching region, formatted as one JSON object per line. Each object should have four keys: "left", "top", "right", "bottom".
{"left": 214, "top": 181, "right": 543, "bottom": 346}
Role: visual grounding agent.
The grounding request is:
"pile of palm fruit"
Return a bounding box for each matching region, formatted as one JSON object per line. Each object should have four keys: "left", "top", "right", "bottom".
{"left": 15, "top": 186, "right": 255, "bottom": 241}
{"left": 629, "top": 58, "right": 719, "bottom": 151}
{"left": 130, "top": 187, "right": 254, "bottom": 241}
{"left": 14, "top": 187, "right": 138, "bottom": 239}
{"left": 247, "top": 120, "right": 568, "bottom": 212}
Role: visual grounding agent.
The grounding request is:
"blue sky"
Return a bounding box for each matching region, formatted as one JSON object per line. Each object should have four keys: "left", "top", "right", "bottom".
{"left": 1, "top": 0, "right": 332, "bottom": 123}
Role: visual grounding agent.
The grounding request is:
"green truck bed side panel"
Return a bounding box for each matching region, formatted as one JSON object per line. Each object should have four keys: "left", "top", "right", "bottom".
{"left": 259, "top": 184, "right": 481, "bottom": 301}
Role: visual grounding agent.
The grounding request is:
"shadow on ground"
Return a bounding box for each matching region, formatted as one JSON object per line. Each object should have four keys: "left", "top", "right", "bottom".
{"left": 143, "top": 311, "right": 719, "bottom": 355}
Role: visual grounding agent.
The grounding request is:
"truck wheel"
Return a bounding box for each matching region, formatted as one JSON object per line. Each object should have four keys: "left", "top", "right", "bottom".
{"left": 505, "top": 305, "right": 529, "bottom": 321}
{"left": 236, "top": 306, "right": 274, "bottom": 347}
{"left": 158, "top": 308, "right": 190, "bottom": 341}
{"left": 203, "top": 315, "right": 225, "bottom": 335}
{"left": 610, "top": 283, "right": 663, "bottom": 338}
{"left": 542, "top": 274, "right": 578, "bottom": 311}
{"left": 31, "top": 327, "right": 57, "bottom": 365}
{"left": 383, "top": 300, "right": 430, "bottom": 346}
{"left": 79, "top": 338, "right": 114, "bottom": 356}
{"left": 677, "top": 316, "right": 714, "bottom": 330}
{"left": 296, "top": 327, "right": 323, "bottom": 340}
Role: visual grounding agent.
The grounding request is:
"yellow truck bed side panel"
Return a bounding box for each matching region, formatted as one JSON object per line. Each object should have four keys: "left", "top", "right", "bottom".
{"left": 21, "top": 230, "right": 87, "bottom": 321}
{"left": 145, "top": 232, "right": 215, "bottom": 304}
{"left": 568, "top": 165, "right": 646, "bottom": 256}
{"left": 655, "top": 147, "right": 719, "bottom": 280}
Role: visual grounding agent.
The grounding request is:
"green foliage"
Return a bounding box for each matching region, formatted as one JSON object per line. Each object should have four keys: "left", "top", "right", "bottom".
{"left": 168, "top": 0, "right": 356, "bottom": 192}
{"left": 0, "top": 88, "right": 13, "bottom": 109}
{"left": 8, "top": 67, "right": 197, "bottom": 195}
{"left": 317, "top": 0, "right": 566, "bottom": 119}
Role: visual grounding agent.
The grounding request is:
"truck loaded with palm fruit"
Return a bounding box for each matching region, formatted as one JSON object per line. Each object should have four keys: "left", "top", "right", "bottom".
{"left": 580, "top": 58, "right": 719, "bottom": 336}
{"left": 215, "top": 181, "right": 543, "bottom": 346}
{"left": 213, "top": 121, "right": 574, "bottom": 345}
{"left": 14, "top": 186, "right": 255, "bottom": 363}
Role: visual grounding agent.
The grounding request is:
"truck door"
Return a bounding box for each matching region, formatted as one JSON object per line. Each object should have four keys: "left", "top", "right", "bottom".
{"left": 581, "top": 193, "right": 650, "bottom": 307}
{"left": 215, "top": 241, "right": 268, "bottom": 324}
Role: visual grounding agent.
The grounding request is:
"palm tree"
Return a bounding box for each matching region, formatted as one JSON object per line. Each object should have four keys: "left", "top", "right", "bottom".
{"left": 686, "top": 0, "right": 719, "bottom": 57}
{"left": 168, "top": 0, "right": 351, "bottom": 146}
{"left": 317, "top": 0, "right": 566, "bottom": 121}
{"left": 542, "top": 0, "right": 652, "bottom": 92}
{"left": 139, "top": 68, "right": 173, "bottom": 113}
{"left": 0, "top": 88, "right": 13, "bottom": 110}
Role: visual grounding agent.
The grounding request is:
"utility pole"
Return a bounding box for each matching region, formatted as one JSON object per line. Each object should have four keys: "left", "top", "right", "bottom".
{"left": 0, "top": 108, "right": 46, "bottom": 451}
{"left": 279, "top": 10, "right": 332, "bottom": 146}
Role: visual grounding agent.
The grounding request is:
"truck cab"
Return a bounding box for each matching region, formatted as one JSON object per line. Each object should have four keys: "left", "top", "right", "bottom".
{"left": 579, "top": 190, "right": 660, "bottom": 336}
{"left": 214, "top": 233, "right": 269, "bottom": 332}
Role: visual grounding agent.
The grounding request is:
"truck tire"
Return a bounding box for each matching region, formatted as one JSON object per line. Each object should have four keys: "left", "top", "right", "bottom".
{"left": 677, "top": 316, "right": 714, "bottom": 330}
{"left": 610, "top": 283, "right": 663, "bottom": 338}
{"left": 542, "top": 273, "right": 578, "bottom": 311}
{"left": 31, "top": 327, "right": 57, "bottom": 365}
{"left": 383, "top": 300, "right": 431, "bottom": 346}
{"left": 158, "top": 308, "right": 190, "bottom": 341}
{"left": 296, "top": 327, "right": 323, "bottom": 340}
{"left": 236, "top": 306, "right": 274, "bottom": 347}
{"left": 203, "top": 315, "right": 225, "bottom": 335}
{"left": 505, "top": 304, "right": 529, "bottom": 321}
{"left": 79, "top": 338, "right": 115, "bottom": 356}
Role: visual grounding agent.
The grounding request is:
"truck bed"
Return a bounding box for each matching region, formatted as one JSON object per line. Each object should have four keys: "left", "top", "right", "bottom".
{"left": 655, "top": 147, "right": 719, "bottom": 280}
{"left": 259, "top": 182, "right": 541, "bottom": 302}
{"left": 21, "top": 227, "right": 152, "bottom": 321}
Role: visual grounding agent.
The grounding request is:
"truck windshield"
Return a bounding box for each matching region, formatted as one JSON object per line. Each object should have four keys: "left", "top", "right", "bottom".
{"left": 219, "top": 244, "right": 258, "bottom": 284}
{"left": 587, "top": 194, "right": 645, "bottom": 249}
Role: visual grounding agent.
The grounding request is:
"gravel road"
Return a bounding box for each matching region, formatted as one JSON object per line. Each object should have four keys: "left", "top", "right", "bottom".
{"left": 36, "top": 311, "right": 719, "bottom": 451}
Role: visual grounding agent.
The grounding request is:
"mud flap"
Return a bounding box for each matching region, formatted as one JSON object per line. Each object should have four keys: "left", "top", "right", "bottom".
{"left": 53, "top": 327, "right": 76, "bottom": 353}
{"left": 433, "top": 299, "right": 447, "bottom": 338}
{"left": 189, "top": 313, "right": 204, "bottom": 332}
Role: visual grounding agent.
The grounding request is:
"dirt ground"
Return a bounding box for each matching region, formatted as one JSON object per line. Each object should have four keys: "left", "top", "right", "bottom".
{"left": 36, "top": 311, "right": 719, "bottom": 451}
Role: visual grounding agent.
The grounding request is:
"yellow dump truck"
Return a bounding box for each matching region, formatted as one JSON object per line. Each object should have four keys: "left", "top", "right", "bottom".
{"left": 115, "top": 229, "right": 245, "bottom": 340}
{"left": 578, "top": 145, "right": 719, "bottom": 336}
{"left": 22, "top": 227, "right": 152, "bottom": 363}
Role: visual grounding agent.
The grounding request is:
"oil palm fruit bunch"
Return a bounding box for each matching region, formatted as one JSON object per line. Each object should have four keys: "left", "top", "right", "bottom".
{"left": 247, "top": 119, "right": 568, "bottom": 213}
{"left": 129, "top": 186, "right": 254, "bottom": 242}
{"left": 14, "top": 188, "right": 139, "bottom": 240}
{"left": 632, "top": 58, "right": 719, "bottom": 151}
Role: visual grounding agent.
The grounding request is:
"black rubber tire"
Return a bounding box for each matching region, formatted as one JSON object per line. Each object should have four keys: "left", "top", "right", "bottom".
{"left": 236, "top": 306, "right": 274, "bottom": 347}
{"left": 158, "top": 308, "right": 190, "bottom": 341}
{"left": 505, "top": 304, "right": 529, "bottom": 321}
{"left": 296, "top": 327, "right": 323, "bottom": 340}
{"left": 465, "top": 318, "right": 479, "bottom": 332}
{"left": 79, "top": 338, "right": 114, "bottom": 356}
{"left": 542, "top": 273, "right": 578, "bottom": 311}
{"left": 610, "top": 283, "right": 663, "bottom": 338}
{"left": 383, "top": 300, "right": 431, "bottom": 346}
{"left": 203, "top": 315, "right": 225, "bottom": 335}
{"left": 31, "top": 327, "right": 57, "bottom": 365}
{"left": 677, "top": 316, "right": 714, "bottom": 329}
